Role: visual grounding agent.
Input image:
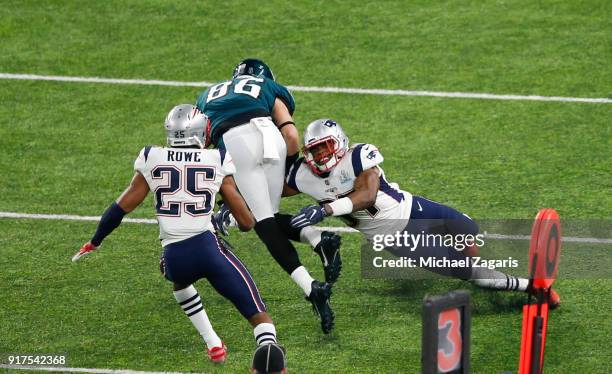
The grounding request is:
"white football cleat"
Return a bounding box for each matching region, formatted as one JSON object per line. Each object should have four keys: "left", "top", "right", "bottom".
{"left": 72, "top": 242, "right": 98, "bottom": 262}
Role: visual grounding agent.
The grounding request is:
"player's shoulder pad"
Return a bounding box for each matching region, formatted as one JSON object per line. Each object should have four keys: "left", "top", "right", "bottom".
{"left": 134, "top": 145, "right": 158, "bottom": 173}
{"left": 286, "top": 156, "right": 306, "bottom": 191}
{"left": 350, "top": 143, "right": 384, "bottom": 176}
{"left": 269, "top": 80, "right": 295, "bottom": 115}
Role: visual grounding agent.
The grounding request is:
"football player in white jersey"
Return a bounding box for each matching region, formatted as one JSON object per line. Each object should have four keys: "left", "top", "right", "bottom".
{"left": 281, "top": 118, "right": 560, "bottom": 308}
{"left": 72, "top": 104, "right": 283, "bottom": 365}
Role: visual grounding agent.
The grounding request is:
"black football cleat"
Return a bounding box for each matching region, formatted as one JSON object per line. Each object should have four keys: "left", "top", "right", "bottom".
{"left": 306, "top": 280, "right": 335, "bottom": 334}
{"left": 314, "top": 231, "right": 342, "bottom": 284}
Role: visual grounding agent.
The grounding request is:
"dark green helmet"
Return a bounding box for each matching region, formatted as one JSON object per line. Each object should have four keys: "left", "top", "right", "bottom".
{"left": 232, "top": 58, "right": 275, "bottom": 81}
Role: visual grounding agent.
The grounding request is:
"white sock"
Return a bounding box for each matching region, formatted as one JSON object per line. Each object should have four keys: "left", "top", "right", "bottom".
{"left": 173, "top": 285, "right": 222, "bottom": 349}
{"left": 253, "top": 322, "right": 277, "bottom": 346}
{"left": 470, "top": 268, "right": 529, "bottom": 291}
{"left": 300, "top": 226, "right": 322, "bottom": 248}
{"left": 290, "top": 266, "right": 314, "bottom": 296}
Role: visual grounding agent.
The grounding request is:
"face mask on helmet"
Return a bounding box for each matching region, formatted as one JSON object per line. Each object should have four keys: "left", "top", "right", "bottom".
{"left": 304, "top": 136, "right": 346, "bottom": 175}
{"left": 302, "top": 118, "right": 349, "bottom": 175}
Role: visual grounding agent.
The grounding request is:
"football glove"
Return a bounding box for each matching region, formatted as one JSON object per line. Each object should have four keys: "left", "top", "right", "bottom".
{"left": 212, "top": 203, "right": 232, "bottom": 236}
{"left": 291, "top": 205, "right": 328, "bottom": 229}
{"left": 72, "top": 242, "right": 98, "bottom": 262}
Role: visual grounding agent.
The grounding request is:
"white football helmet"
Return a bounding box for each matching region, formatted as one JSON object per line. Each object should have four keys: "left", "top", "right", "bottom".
{"left": 303, "top": 119, "right": 349, "bottom": 175}
{"left": 165, "top": 104, "right": 209, "bottom": 148}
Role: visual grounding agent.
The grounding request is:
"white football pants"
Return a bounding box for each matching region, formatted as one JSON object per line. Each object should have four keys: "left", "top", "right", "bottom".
{"left": 222, "top": 117, "right": 286, "bottom": 222}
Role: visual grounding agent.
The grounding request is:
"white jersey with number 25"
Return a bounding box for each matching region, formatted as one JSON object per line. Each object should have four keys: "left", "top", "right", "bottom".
{"left": 134, "top": 146, "right": 235, "bottom": 246}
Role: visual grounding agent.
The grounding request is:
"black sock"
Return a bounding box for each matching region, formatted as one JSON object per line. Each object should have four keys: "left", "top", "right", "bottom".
{"left": 274, "top": 213, "right": 302, "bottom": 242}
{"left": 254, "top": 217, "right": 302, "bottom": 274}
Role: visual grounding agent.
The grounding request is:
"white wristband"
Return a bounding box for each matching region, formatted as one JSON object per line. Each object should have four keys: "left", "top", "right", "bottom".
{"left": 328, "top": 197, "right": 354, "bottom": 216}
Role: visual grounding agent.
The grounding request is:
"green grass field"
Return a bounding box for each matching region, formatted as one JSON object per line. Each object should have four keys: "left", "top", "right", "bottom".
{"left": 1, "top": 1, "right": 610, "bottom": 373}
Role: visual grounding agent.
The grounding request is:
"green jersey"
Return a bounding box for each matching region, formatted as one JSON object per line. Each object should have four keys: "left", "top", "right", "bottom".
{"left": 196, "top": 75, "right": 295, "bottom": 147}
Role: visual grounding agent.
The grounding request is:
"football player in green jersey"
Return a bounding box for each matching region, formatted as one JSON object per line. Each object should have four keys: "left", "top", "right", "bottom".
{"left": 197, "top": 59, "right": 336, "bottom": 334}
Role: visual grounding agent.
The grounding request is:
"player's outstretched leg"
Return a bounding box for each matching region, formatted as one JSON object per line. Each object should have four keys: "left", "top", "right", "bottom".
{"left": 172, "top": 284, "right": 226, "bottom": 363}
{"left": 470, "top": 268, "right": 561, "bottom": 309}
{"left": 408, "top": 196, "right": 562, "bottom": 308}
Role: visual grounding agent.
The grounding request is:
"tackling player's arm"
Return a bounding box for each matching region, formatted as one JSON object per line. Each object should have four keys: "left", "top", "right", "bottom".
{"left": 219, "top": 175, "right": 256, "bottom": 231}
{"left": 290, "top": 120, "right": 386, "bottom": 229}
{"left": 290, "top": 166, "right": 381, "bottom": 229}
{"left": 324, "top": 167, "right": 380, "bottom": 215}
{"left": 72, "top": 172, "right": 150, "bottom": 261}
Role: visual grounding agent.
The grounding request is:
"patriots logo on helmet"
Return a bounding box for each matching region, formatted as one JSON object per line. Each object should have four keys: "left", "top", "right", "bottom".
{"left": 323, "top": 120, "right": 337, "bottom": 128}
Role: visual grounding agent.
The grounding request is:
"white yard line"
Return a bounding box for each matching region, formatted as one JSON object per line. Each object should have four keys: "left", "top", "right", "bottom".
{"left": 1, "top": 211, "right": 610, "bottom": 244}
{"left": 0, "top": 211, "right": 158, "bottom": 225}
{"left": 0, "top": 365, "right": 194, "bottom": 374}
{"left": 1, "top": 73, "right": 610, "bottom": 104}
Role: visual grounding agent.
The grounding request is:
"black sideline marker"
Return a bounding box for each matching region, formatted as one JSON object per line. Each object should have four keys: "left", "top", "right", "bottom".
{"left": 422, "top": 290, "right": 471, "bottom": 374}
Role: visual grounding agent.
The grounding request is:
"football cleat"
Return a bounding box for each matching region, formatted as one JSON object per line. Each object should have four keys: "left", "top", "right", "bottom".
{"left": 314, "top": 232, "right": 342, "bottom": 283}
{"left": 548, "top": 289, "right": 561, "bottom": 310}
{"left": 207, "top": 342, "right": 227, "bottom": 363}
{"left": 306, "top": 281, "right": 335, "bottom": 334}
{"left": 72, "top": 242, "right": 98, "bottom": 262}
{"left": 527, "top": 284, "right": 561, "bottom": 310}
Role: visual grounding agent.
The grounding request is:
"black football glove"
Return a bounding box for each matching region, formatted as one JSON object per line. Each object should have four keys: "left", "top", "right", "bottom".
{"left": 290, "top": 205, "right": 328, "bottom": 229}
{"left": 212, "top": 203, "right": 232, "bottom": 236}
